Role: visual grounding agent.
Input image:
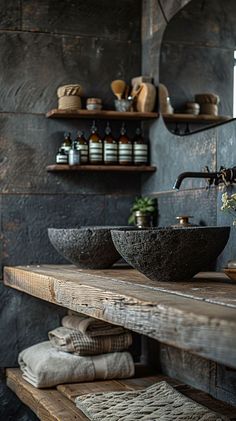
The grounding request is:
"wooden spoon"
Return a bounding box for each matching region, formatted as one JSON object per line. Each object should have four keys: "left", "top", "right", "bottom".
{"left": 111, "top": 79, "right": 126, "bottom": 100}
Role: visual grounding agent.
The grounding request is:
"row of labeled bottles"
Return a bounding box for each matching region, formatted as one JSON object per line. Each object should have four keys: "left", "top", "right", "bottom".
{"left": 56, "top": 121, "right": 149, "bottom": 165}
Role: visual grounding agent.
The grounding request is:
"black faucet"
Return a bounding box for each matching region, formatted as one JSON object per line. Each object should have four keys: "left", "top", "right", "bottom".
{"left": 173, "top": 166, "right": 236, "bottom": 190}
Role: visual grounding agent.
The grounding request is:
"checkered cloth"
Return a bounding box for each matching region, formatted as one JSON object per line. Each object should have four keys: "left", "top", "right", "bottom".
{"left": 48, "top": 327, "right": 132, "bottom": 356}
{"left": 62, "top": 313, "right": 126, "bottom": 337}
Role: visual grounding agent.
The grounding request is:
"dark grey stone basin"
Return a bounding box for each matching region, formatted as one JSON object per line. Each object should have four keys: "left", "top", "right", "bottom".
{"left": 48, "top": 226, "right": 129, "bottom": 269}
{"left": 111, "top": 226, "right": 230, "bottom": 282}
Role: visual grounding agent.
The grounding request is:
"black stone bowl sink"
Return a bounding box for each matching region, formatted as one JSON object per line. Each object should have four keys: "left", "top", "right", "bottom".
{"left": 48, "top": 226, "right": 131, "bottom": 269}
{"left": 111, "top": 226, "right": 230, "bottom": 282}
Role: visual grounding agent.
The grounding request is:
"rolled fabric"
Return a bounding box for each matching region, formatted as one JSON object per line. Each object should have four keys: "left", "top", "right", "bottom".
{"left": 18, "top": 341, "right": 134, "bottom": 388}
{"left": 48, "top": 326, "right": 132, "bottom": 355}
{"left": 62, "top": 314, "right": 126, "bottom": 337}
{"left": 57, "top": 84, "right": 82, "bottom": 98}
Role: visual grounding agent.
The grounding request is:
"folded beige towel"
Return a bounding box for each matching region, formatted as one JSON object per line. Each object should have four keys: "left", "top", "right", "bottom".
{"left": 18, "top": 341, "right": 134, "bottom": 388}
{"left": 75, "top": 381, "right": 229, "bottom": 421}
{"left": 48, "top": 327, "right": 132, "bottom": 356}
{"left": 62, "top": 314, "right": 126, "bottom": 337}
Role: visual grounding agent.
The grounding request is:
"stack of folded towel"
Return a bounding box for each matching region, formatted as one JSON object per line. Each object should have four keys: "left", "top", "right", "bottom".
{"left": 18, "top": 313, "right": 134, "bottom": 388}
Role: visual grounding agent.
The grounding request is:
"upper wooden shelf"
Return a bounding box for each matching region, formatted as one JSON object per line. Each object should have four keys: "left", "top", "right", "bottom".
{"left": 163, "top": 113, "right": 232, "bottom": 124}
{"left": 46, "top": 164, "right": 156, "bottom": 173}
{"left": 46, "top": 109, "right": 158, "bottom": 120}
{"left": 4, "top": 265, "right": 236, "bottom": 369}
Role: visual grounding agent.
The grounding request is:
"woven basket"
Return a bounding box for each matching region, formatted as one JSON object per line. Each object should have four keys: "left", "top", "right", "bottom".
{"left": 58, "top": 96, "right": 82, "bottom": 110}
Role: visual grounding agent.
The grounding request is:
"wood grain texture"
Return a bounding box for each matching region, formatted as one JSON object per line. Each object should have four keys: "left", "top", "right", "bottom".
{"left": 46, "top": 109, "right": 158, "bottom": 119}
{"left": 7, "top": 369, "right": 236, "bottom": 419}
{"left": 6, "top": 369, "right": 88, "bottom": 420}
{"left": 46, "top": 164, "right": 156, "bottom": 173}
{"left": 4, "top": 265, "right": 236, "bottom": 368}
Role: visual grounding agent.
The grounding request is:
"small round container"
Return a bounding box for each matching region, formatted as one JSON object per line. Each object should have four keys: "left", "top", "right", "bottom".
{"left": 86, "top": 98, "right": 102, "bottom": 111}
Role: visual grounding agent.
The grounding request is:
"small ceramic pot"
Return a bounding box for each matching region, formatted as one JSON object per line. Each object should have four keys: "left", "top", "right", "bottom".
{"left": 134, "top": 211, "right": 153, "bottom": 228}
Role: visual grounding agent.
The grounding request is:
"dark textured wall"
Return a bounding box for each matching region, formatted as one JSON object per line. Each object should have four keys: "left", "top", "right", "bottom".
{"left": 142, "top": 0, "right": 236, "bottom": 406}
{"left": 159, "top": 0, "right": 236, "bottom": 115}
{"left": 0, "top": 0, "right": 142, "bottom": 417}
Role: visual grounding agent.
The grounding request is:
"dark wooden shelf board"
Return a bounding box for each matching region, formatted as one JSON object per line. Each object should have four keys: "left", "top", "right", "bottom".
{"left": 46, "top": 109, "right": 158, "bottom": 120}
{"left": 46, "top": 164, "right": 156, "bottom": 173}
{"left": 6, "top": 369, "right": 236, "bottom": 420}
{"left": 163, "top": 113, "right": 232, "bottom": 124}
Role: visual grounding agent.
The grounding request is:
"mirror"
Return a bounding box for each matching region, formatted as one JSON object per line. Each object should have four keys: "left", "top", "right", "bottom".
{"left": 159, "top": 0, "right": 236, "bottom": 134}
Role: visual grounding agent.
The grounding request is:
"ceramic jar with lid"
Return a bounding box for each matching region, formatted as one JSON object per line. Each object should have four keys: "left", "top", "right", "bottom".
{"left": 86, "top": 98, "right": 102, "bottom": 111}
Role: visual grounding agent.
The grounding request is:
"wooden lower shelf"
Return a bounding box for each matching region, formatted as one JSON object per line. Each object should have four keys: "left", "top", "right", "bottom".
{"left": 6, "top": 369, "right": 236, "bottom": 421}
{"left": 46, "top": 164, "right": 156, "bottom": 173}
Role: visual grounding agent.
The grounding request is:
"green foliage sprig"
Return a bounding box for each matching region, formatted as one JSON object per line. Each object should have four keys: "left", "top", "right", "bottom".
{"left": 128, "top": 196, "right": 157, "bottom": 225}
{"left": 221, "top": 192, "right": 236, "bottom": 225}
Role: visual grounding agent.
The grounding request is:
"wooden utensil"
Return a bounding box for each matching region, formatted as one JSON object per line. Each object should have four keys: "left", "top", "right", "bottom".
{"left": 111, "top": 79, "right": 126, "bottom": 100}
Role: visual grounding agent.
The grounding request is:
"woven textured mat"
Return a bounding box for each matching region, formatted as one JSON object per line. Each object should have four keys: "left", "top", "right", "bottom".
{"left": 75, "top": 381, "right": 228, "bottom": 421}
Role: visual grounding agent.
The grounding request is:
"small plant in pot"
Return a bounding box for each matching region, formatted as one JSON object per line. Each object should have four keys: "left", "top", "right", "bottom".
{"left": 128, "top": 196, "right": 157, "bottom": 228}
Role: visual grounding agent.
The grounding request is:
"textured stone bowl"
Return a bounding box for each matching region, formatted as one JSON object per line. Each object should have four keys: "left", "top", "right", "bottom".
{"left": 111, "top": 226, "right": 230, "bottom": 282}
{"left": 48, "top": 226, "right": 131, "bottom": 269}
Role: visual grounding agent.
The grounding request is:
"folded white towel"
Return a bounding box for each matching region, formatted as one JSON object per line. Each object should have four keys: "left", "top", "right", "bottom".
{"left": 18, "top": 341, "right": 134, "bottom": 388}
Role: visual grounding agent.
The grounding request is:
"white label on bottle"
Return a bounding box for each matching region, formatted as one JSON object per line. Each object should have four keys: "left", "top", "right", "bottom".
{"left": 119, "top": 143, "right": 132, "bottom": 163}
{"left": 134, "top": 144, "right": 148, "bottom": 164}
{"left": 134, "top": 144, "right": 148, "bottom": 151}
{"left": 119, "top": 144, "right": 132, "bottom": 151}
{"left": 77, "top": 144, "right": 88, "bottom": 151}
{"left": 56, "top": 155, "right": 68, "bottom": 164}
{"left": 104, "top": 144, "right": 118, "bottom": 162}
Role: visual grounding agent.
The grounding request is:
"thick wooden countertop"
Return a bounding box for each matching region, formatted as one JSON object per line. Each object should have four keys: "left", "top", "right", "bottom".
{"left": 4, "top": 265, "right": 236, "bottom": 368}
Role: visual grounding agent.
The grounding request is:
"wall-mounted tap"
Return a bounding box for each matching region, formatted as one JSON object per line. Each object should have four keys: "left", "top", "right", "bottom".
{"left": 173, "top": 166, "right": 236, "bottom": 190}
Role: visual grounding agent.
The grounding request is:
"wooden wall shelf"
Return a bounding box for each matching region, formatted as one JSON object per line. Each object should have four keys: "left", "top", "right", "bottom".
{"left": 163, "top": 113, "right": 231, "bottom": 124}
{"left": 46, "top": 164, "right": 156, "bottom": 173}
{"left": 46, "top": 109, "right": 158, "bottom": 120}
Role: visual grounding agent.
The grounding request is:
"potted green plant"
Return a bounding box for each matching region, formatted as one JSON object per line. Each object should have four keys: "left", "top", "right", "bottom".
{"left": 128, "top": 196, "right": 157, "bottom": 228}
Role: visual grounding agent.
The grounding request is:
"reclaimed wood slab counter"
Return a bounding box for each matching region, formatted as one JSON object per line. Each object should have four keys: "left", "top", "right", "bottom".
{"left": 4, "top": 265, "right": 236, "bottom": 369}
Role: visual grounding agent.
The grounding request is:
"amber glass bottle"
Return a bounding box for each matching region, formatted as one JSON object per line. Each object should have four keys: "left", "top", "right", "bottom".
{"left": 133, "top": 128, "right": 148, "bottom": 165}
{"left": 103, "top": 122, "right": 118, "bottom": 165}
{"left": 88, "top": 121, "right": 103, "bottom": 164}
{"left": 76, "top": 130, "right": 88, "bottom": 164}
{"left": 118, "top": 123, "right": 132, "bottom": 165}
{"left": 61, "top": 132, "right": 72, "bottom": 155}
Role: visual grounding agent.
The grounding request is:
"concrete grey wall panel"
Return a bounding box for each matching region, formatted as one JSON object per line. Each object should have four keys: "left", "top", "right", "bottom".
{"left": 0, "top": 283, "right": 66, "bottom": 367}
{"left": 22, "top": 0, "right": 141, "bottom": 42}
{"left": 142, "top": 117, "right": 217, "bottom": 194}
{"left": 155, "top": 188, "right": 217, "bottom": 228}
{"left": 0, "top": 0, "right": 21, "bottom": 30}
{"left": 0, "top": 32, "right": 140, "bottom": 114}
